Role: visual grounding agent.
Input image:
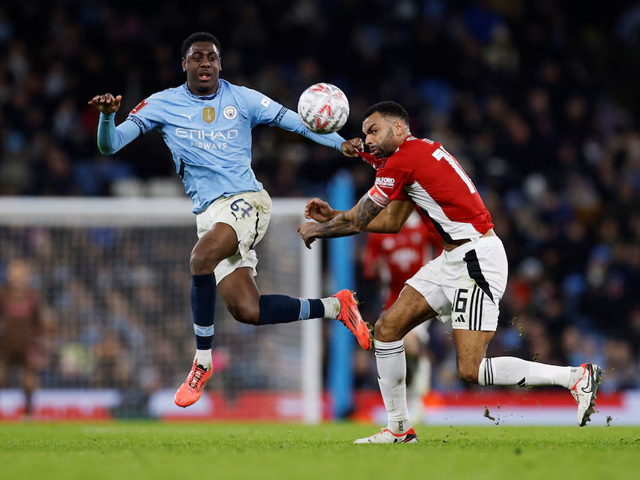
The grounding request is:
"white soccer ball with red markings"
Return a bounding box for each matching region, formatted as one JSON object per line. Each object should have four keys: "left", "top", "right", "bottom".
{"left": 298, "top": 83, "right": 349, "bottom": 134}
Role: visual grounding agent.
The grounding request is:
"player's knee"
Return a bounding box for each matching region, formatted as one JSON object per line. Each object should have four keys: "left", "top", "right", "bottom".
{"left": 227, "top": 301, "right": 259, "bottom": 325}
{"left": 374, "top": 315, "right": 402, "bottom": 342}
{"left": 457, "top": 361, "right": 480, "bottom": 384}
{"left": 189, "top": 249, "right": 219, "bottom": 275}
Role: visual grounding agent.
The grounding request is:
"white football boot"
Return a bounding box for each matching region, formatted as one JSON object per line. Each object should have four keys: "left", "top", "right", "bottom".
{"left": 570, "top": 363, "right": 604, "bottom": 426}
{"left": 354, "top": 427, "right": 418, "bottom": 444}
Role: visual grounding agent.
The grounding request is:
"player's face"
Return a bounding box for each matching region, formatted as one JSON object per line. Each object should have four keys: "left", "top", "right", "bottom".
{"left": 363, "top": 113, "right": 400, "bottom": 158}
{"left": 182, "top": 42, "right": 221, "bottom": 95}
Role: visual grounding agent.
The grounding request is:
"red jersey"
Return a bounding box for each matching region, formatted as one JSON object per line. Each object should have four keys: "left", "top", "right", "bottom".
{"left": 363, "top": 214, "right": 442, "bottom": 308}
{"left": 366, "top": 137, "right": 494, "bottom": 242}
{"left": 0, "top": 287, "right": 41, "bottom": 353}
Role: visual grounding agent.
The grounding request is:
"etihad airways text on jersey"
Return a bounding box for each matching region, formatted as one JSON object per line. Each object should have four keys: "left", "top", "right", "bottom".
{"left": 175, "top": 128, "right": 238, "bottom": 140}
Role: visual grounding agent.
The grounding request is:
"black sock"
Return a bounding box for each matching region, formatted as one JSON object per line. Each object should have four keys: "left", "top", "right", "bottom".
{"left": 257, "top": 295, "right": 325, "bottom": 325}
{"left": 191, "top": 273, "right": 216, "bottom": 350}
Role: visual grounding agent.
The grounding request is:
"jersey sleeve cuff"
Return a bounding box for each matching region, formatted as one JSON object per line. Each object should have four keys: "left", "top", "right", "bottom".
{"left": 368, "top": 185, "right": 391, "bottom": 208}
{"left": 126, "top": 115, "right": 149, "bottom": 135}
{"left": 268, "top": 106, "right": 288, "bottom": 127}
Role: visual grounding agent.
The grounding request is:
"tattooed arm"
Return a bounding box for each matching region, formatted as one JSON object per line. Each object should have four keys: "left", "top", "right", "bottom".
{"left": 304, "top": 197, "right": 414, "bottom": 233}
{"left": 364, "top": 200, "right": 414, "bottom": 233}
{"left": 298, "top": 193, "right": 384, "bottom": 249}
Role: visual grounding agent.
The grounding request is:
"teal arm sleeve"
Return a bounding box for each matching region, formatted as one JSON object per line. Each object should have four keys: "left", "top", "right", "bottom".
{"left": 97, "top": 113, "right": 142, "bottom": 155}
{"left": 276, "top": 109, "right": 345, "bottom": 152}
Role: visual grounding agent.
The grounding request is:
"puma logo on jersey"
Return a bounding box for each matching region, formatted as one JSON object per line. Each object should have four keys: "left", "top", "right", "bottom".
{"left": 179, "top": 113, "right": 194, "bottom": 122}
{"left": 375, "top": 177, "right": 395, "bottom": 188}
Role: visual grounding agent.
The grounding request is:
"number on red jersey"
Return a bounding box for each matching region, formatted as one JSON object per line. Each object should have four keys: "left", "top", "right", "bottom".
{"left": 431, "top": 145, "right": 476, "bottom": 194}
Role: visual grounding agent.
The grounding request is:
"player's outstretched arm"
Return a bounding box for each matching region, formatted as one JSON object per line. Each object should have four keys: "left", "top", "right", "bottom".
{"left": 363, "top": 200, "right": 414, "bottom": 234}
{"left": 305, "top": 197, "right": 412, "bottom": 233}
{"left": 277, "top": 109, "right": 348, "bottom": 152}
{"left": 298, "top": 193, "right": 383, "bottom": 249}
{"left": 88, "top": 93, "right": 140, "bottom": 155}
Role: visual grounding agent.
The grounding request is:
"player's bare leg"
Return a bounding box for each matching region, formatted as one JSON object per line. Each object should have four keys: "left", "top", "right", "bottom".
{"left": 375, "top": 286, "right": 435, "bottom": 342}
{"left": 175, "top": 223, "right": 237, "bottom": 407}
{"left": 354, "top": 285, "right": 436, "bottom": 444}
{"left": 218, "top": 269, "right": 371, "bottom": 348}
{"left": 454, "top": 330, "right": 604, "bottom": 426}
{"left": 218, "top": 267, "right": 372, "bottom": 349}
{"left": 177, "top": 222, "right": 373, "bottom": 407}
{"left": 217, "top": 267, "right": 261, "bottom": 324}
{"left": 453, "top": 330, "right": 494, "bottom": 384}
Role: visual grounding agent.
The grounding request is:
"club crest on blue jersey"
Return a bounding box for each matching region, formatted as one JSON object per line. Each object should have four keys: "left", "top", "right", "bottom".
{"left": 223, "top": 105, "right": 238, "bottom": 120}
{"left": 202, "top": 107, "right": 215, "bottom": 124}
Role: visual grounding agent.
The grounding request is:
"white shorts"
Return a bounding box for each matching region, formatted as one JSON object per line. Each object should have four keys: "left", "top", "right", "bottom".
{"left": 196, "top": 189, "right": 272, "bottom": 284}
{"left": 406, "top": 236, "right": 508, "bottom": 331}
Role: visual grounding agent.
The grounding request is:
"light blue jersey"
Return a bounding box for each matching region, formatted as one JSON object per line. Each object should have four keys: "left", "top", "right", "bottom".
{"left": 97, "top": 79, "right": 346, "bottom": 213}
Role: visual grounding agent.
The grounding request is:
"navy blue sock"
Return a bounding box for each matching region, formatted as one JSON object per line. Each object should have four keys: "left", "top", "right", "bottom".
{"left": 257, "top": 295, "right": 325, "bottom": 325}
{"left": 191, "top": 274, "right": 216, "bottom": 350}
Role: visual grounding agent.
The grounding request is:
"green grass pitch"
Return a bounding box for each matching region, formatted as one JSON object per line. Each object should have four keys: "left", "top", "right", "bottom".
{"left": 1, "top": 423, "right": 638, "bottom": 480}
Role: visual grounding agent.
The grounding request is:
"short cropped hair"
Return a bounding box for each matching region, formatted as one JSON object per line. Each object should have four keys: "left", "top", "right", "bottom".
{"left": 364, "top": 101, "right": 410, "bottom": 126}
{"left": 181, "top": 32, "right": 222, "bottom": 58}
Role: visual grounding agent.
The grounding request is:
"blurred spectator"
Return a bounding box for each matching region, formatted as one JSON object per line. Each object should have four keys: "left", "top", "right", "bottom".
{"left": 0, "top": 259, "right": 47, "bottom": 418}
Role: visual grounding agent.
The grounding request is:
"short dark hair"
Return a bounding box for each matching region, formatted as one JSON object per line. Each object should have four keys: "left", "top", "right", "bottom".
{"left": 181, "top": 32, "right": 222, "bottom": 58}
{"left": 364, "top": 101, "right": 410, "bottom": 127}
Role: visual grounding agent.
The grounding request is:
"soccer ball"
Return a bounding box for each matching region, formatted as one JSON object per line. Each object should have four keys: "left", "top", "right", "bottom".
{"left": 298, "top": 83, "right": 349, "bottom": 134}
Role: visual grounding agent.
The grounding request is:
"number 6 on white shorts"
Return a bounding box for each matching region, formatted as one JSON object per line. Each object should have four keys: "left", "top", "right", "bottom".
{"left": 451, "top": 285, "right": 489, "bottom": 331}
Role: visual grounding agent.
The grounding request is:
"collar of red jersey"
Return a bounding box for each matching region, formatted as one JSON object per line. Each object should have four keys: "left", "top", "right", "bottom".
{"left": 395, "top": 135, "right": 417, "bottom": 153}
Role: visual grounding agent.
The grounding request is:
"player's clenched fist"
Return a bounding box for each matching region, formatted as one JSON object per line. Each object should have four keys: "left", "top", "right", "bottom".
{"left": 88, "top": 93, "right": 122, "bottom": 115}
{"left": 305, "top": 198, "right": 337, "bottom": 223}
{"left": 341, "top": 137, "right": 365, "bottom": 157}
{"left": 297, "top": 222, "right": 318, "bottom": 249}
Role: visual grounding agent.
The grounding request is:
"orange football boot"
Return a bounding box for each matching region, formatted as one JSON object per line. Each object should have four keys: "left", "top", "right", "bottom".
{"left": 174, "top": 361, "right": 213, "bottom": 407}
{"left": 333, "top": 289, "right": 373, "bottom": 350}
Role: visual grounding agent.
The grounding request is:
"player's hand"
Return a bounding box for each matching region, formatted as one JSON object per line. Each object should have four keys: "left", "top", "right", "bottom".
{"left": 298, "top": 222, "right": 318, "bottom": 249}
{"left": 88, "top": 93, "right": 122, "bottom": 115}
{"left": 341, "top": 138, "right": 364, "bottom": 157}
{"left": 305, "top": 198, "right": 335, "bottom": 223}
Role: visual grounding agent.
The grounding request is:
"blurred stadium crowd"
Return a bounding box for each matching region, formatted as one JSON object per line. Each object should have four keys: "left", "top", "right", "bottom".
{"left": 0, "top": 218, "right": 308, "bottom": 405}
{"left": 1, "top": 0, "right": 640, "bottom": 396}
